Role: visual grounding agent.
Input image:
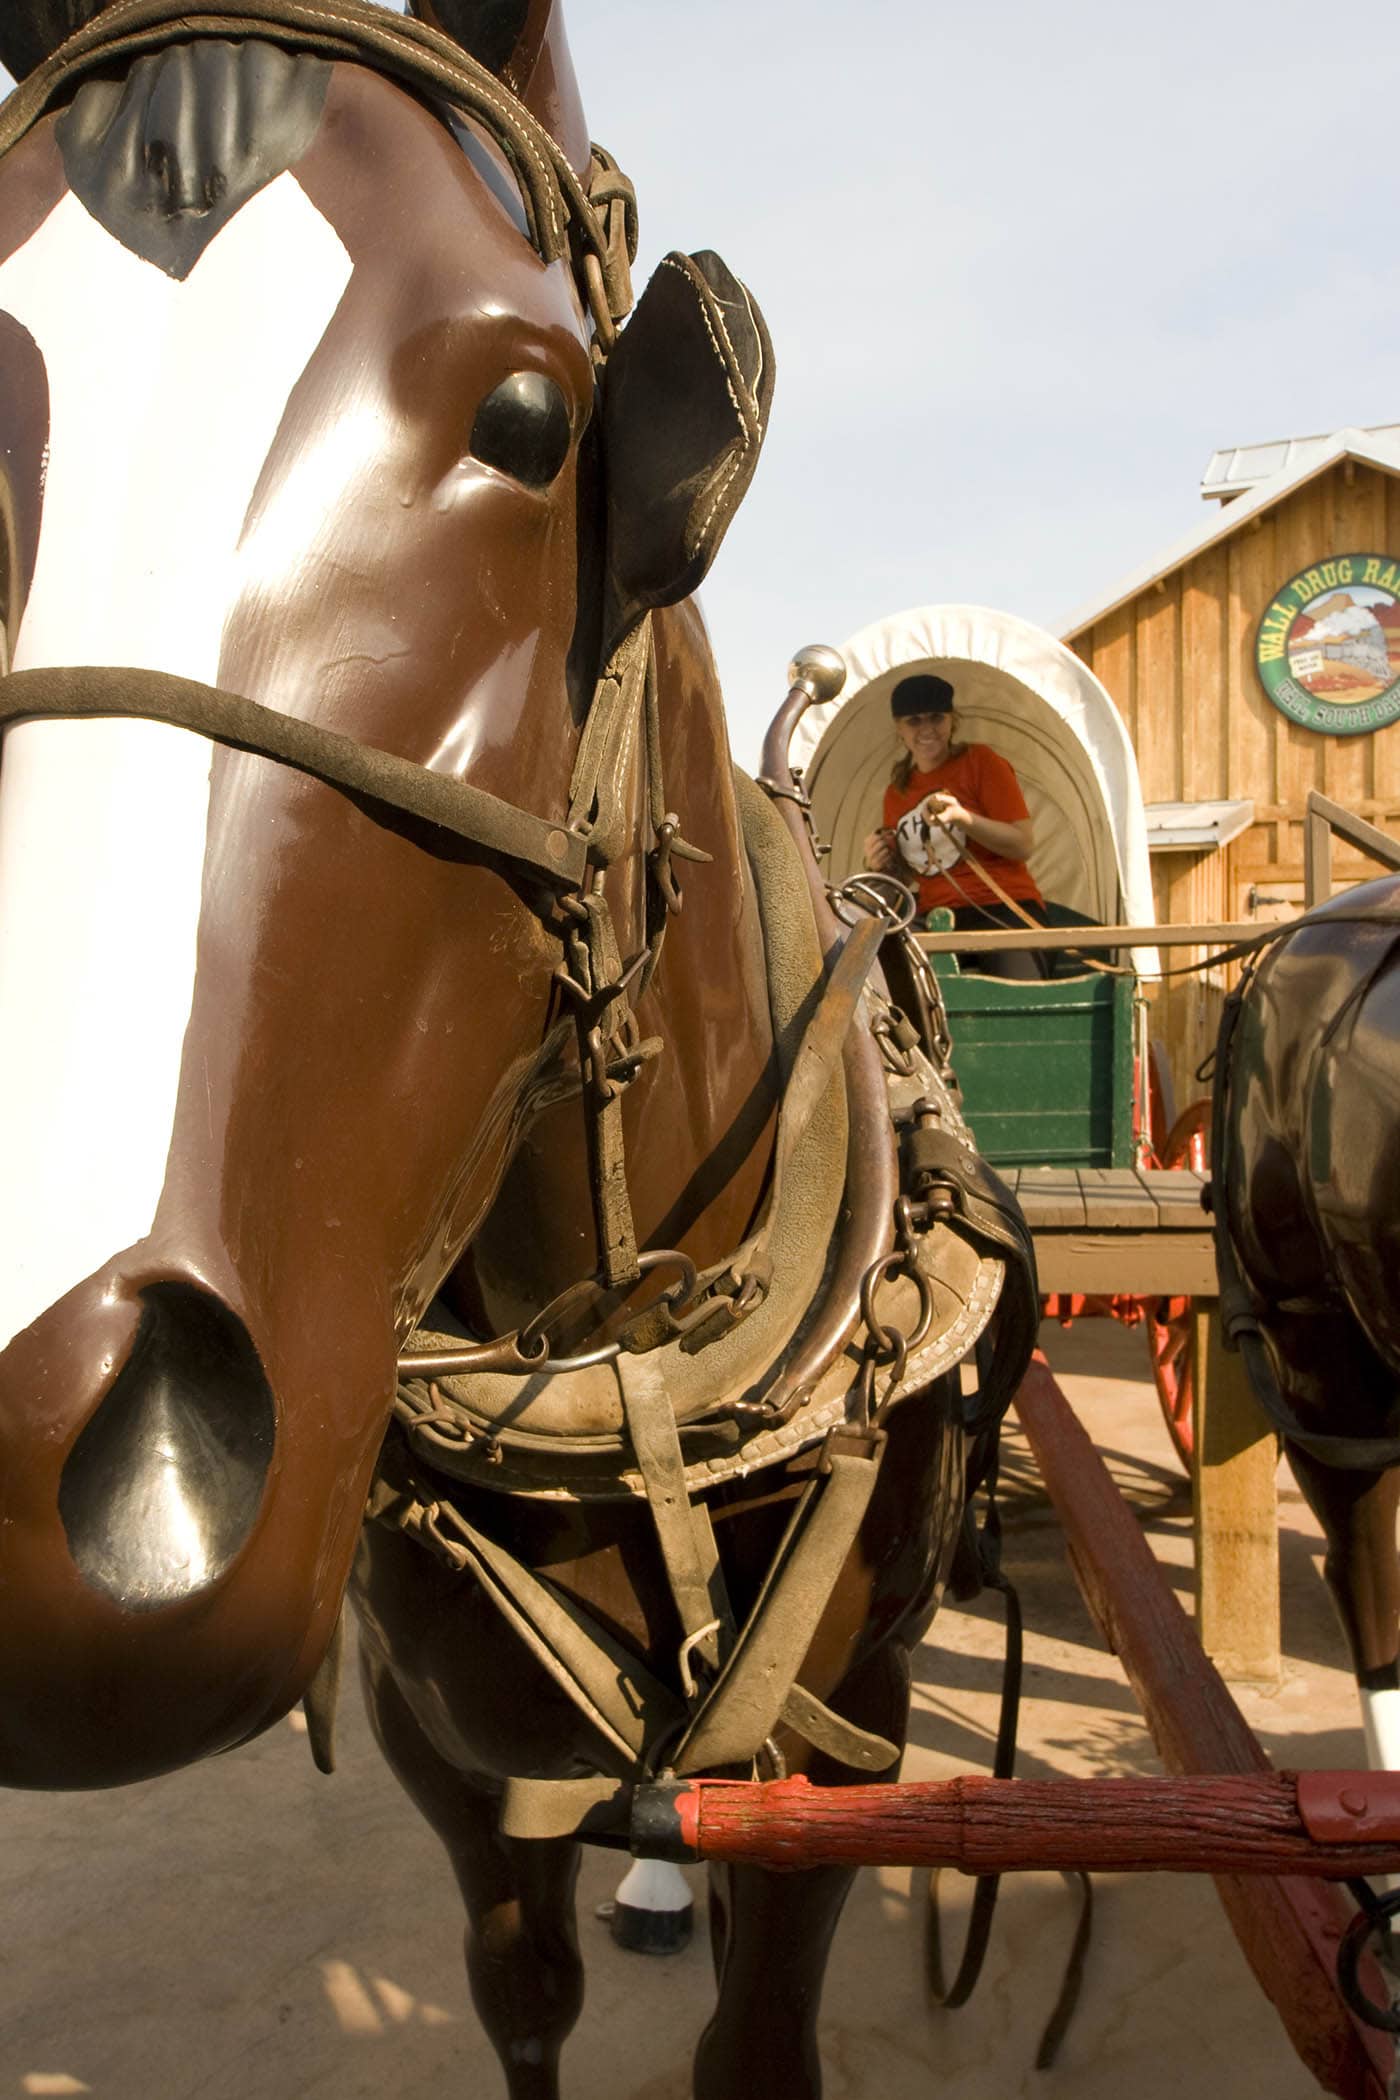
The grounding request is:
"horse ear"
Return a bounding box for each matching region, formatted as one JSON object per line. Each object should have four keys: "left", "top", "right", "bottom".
{"left": 600, "top": 250, "right": 775, "bottom": 658}
{"left": 0, "top": 1, "right": 117, "bottom": 81}
{"left": 408, "top": 0, "right": 534, "bottom": 77}
{"left": 408, "top": 1, "right": 590, "bottom": 169}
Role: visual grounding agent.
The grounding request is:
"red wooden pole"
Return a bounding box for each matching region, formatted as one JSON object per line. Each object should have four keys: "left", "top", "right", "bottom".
{"left": 640, "top": 1770, "right": 1400, "bottom": 1880}
{"left": 1012, "top": 1350, "right": 1393, "bottom": 2100}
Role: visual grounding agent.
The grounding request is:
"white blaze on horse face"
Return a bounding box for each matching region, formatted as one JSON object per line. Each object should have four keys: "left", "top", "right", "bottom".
{"left": 0, "top": 176, "right": 352, "bottom": 1353}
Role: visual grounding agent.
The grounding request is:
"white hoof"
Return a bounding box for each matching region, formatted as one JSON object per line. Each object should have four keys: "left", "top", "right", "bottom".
{"left": 608, "top": 1857, "right": 694, "bottom": 1956}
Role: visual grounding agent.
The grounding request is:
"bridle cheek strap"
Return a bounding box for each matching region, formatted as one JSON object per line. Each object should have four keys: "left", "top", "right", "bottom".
{"left": 0, "top": 665, "right": 590, "bottom": 890}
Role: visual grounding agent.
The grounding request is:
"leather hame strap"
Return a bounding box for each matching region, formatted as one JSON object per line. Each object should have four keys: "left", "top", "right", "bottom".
{"left": 367, "top": 1474, "right": 684, "bottom": 1772}
{"left": 616, "top": 1353, "right": 733, "bottom": 1681}
{"left": 672, "top": 1428, "right": 899, "bottom": 1778}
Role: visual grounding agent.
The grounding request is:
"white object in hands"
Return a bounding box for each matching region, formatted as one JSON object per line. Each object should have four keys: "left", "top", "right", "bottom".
{"left": 895, "top": 800, "right": 966, "bottom": 877}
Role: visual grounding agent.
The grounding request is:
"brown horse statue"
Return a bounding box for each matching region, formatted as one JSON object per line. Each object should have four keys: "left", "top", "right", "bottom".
{"left": 1212, "top": 875, "right": 1400, "bottom": 1772}
{"left": 0, "top": 3, "right": 1036, "bottom": 2093}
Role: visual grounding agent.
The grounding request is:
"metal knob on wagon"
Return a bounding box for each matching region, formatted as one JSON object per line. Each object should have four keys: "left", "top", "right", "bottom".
{"left": 786, "top": 644, "right": 846, "bottom": 704}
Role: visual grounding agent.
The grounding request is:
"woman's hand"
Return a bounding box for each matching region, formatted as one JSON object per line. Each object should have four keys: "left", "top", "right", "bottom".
{"left": 863, "top": 827, "right": 898, "bottom": 874}
{"left": 922, "top": 792, "right": 1033, "bottom": 863}
{"left": 922, "top": 791, "right": 972, "bottom": 830}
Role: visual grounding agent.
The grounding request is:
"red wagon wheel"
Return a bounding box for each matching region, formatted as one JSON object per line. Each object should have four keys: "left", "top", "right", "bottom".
{"left": 1145, "top": 1100, "right": 1210, "bottom": 1469}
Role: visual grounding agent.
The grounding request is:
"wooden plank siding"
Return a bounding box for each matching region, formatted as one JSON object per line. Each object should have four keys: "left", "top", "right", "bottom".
{"left": 1067, "top": 458, "right": 1400, "bottom": 1112}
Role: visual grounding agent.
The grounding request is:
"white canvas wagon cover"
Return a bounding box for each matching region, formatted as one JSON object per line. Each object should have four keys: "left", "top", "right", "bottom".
{"left": 789, "top": 604, "right": 1157, "bottom": 972}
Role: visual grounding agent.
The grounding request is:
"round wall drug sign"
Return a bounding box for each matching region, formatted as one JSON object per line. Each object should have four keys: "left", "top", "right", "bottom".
{"left": 1255, "top": 554, "right": 1400, "bottom": 735}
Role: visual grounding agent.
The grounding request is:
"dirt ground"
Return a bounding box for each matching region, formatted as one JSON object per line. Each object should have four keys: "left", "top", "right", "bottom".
{"left": 1, "top": 1318, "right": 1379, "bottom": 2099}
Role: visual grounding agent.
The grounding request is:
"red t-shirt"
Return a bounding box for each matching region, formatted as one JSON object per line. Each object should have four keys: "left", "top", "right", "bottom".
{"left": 884, "top": 745, "right": 1042, "bottom": 914}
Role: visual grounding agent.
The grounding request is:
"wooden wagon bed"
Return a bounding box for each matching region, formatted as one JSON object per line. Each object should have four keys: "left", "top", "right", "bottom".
{"left": 1007, "top": 1164, "right": 1213, "bottom": 1295}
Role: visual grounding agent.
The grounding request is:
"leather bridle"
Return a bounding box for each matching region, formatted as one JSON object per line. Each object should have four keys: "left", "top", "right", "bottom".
{"left": 0, "top": 0, "right": 638, "bottom": 347}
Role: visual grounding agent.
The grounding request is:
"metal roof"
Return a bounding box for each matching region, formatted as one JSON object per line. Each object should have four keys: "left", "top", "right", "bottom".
{"left": 1201, "top": 424, "right": 1400, "bottom": 502}
{"left": 1060, "top": 426, "right": 1400, "bottom": 644}
{"left": 1144, "top": 800, "right": 1255, "bottom": 853}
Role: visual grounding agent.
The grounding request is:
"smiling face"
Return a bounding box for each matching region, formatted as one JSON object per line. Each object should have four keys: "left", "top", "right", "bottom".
{"left": 895, "top": 707, "right": 955, "bottom": 774}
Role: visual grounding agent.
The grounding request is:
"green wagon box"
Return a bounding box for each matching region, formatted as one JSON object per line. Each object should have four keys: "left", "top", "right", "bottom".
{"left": 930, "top": 966, "right": 1136, "bottom": 1171}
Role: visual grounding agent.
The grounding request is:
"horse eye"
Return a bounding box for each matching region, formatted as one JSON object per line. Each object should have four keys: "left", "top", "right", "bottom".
{"left": 469, "top": 372, "right": 572, "bottom": 488}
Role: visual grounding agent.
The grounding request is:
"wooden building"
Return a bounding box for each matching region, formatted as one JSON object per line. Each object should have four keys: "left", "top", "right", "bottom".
{"left": 1062, "top": 424, "right": 1400, "bottom": 1116}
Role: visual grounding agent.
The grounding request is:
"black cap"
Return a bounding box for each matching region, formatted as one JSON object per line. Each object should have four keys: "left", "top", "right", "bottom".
{"left": 891, "top": 673, "right": 954, "bottom": 719}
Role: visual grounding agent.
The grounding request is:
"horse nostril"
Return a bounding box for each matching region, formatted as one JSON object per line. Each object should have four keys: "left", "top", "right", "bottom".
{"left": 58, "top": 1283, "right": 275, "bottom": 1612}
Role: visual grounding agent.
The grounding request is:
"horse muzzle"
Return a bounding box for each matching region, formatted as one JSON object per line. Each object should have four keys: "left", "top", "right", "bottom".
{"left": 56, "top": 1281, "right": 275, "bottom": 1612}
{"left": 0, "top": 1275, "right": 331, "bottom": 1789}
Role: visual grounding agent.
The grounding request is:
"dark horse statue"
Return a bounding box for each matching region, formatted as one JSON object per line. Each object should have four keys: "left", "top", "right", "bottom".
{"left": 0, "top": 3, "right": 1035, "bottom": 2093}
{"left": 1213, "top": 874, "right": 1400, "bottom": 1772}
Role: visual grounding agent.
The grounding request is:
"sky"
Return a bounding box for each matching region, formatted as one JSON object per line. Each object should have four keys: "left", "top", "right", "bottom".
{"left": 4, "top": 2, "right": 1399, "bottom": 763}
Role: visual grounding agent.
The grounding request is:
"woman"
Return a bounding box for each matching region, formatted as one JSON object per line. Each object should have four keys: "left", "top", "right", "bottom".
{"left": 862, "top": 672, "right": 1051, "bottom": 979}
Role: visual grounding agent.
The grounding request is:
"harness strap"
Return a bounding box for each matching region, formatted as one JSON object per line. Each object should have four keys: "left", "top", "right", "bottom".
{"left": 499, "top": 1773, "right": 629, "bottom": 1842}
{"left": 616, "top": 1355, "right": 733, "bottom": 1682}
{"left": 638, "top": 641, "right": 711, "bottom": 996}
{"left": 926, "top": 1470, "right": 1093, "bottom": 2071}
{"left": 633, "top": 907, "right": 889, "bottom": 1354}
{"left": 0, "top": 665, "right": 590, "bottom": 888}
{"left": 368, "top": 1475, "right": 684, "bottom": 1770}
{"left": 371, "top": 1418, "right": 898, "bottom": 1790}
{"left": 565, "top": 620, "right": 650, "bottom": 861}
{"left": 672, "top": 1427, "right": 899, "bottom": 1777}
{"left": 564, "top": 889, "right": 647, "bottom": 1288}
{"left": 555, "top": 615, "right": 707, "bottom": 1291}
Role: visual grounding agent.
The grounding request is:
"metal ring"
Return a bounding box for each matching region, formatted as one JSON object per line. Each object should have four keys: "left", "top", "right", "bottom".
{"left": 518, "top": 1248, "right": 701, "bottom": 1373}
{"left": 1337, "top": 1886, "right": 1400, "bottom": 2032}
{"left": 860, "top": 1247, "right": 936, "bottom": 1359}
{"left": 832, "top": 872, "right": 917, "bottom": 934}
{"left": 858, "top": 1251, "right": 906, "bottom": 1360}
{"left": 900, "top": 1260, "right": 936, "bottom": 1352}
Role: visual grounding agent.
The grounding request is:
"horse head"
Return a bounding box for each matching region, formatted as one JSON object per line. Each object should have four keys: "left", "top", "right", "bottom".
{"left": 0, "top": 0, "right": 773, "bottom": 1784}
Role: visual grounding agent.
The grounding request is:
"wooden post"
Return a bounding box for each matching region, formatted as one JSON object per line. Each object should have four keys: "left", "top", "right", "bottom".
{"left": 1193, "top": 1302, "right": 1281, "bottom": 1684}
{"left": 1305, "top": 804, "right": 1334, "bottom": 906}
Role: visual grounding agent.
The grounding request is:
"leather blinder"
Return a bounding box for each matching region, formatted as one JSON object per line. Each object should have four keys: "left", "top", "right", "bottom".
{"left": 601, "top": 248, "right": 774, "bottom": 659}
